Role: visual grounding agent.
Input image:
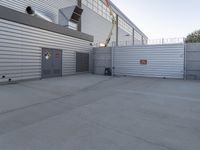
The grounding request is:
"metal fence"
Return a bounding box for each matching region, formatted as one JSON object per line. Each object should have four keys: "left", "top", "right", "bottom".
{"left": 148, "top": 37, "right": 185, "bottom": 45}
{"left": 185, "top": 43, "right": 200, "bottom": 80}
{"left": 94, "top": 37, "right": 185, "bottom": 47}
{"left": 113, "top": 44, "right": 185, "bottom": 79}
{"left": 93, "top": 44, "right": 185, "bottom": 79}
{"left": 93, "top": 43, "right": 200, "bottom": 80}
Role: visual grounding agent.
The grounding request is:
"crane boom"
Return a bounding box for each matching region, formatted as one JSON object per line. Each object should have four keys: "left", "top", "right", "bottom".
{"left": 104, "top": 0, "right": 116, "bottom": 47}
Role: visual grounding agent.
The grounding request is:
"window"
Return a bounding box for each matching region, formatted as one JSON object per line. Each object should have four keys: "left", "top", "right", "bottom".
{"left": 118, "top": 17, "right": 132, "bottom": 35}
{"left": 82, "top": 0, "right": 116, "bottom": 22}
{"left": 82, "top": 0, "right": 146, "bottom": 44}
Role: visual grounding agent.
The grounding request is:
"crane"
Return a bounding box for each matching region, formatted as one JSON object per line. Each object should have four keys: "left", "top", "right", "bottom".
{"left": 103, "top": 0, "right": 116, "bottom": 47}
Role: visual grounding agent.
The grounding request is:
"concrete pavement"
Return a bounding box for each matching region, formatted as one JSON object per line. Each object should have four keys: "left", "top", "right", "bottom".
{"left": 0, "top": 74, "right": 200, "bottom": 150}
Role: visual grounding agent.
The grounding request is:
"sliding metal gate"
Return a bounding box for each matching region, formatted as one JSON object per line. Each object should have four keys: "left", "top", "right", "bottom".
{"left": 113, "top": 44, "right": 185, "bottom": 78}
{"left": 185, "top": 43, "right": 200, "bottom": 80}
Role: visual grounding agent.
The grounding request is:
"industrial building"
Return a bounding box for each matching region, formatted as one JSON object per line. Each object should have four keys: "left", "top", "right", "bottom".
{"left": 0, "top": 0, "right": 147, "bottom": 82}
{"left": 0, "top": 0, "right": 148, "bottom": 45}
{"left": 81, "top": 0, "right": 148, "bottom": 46}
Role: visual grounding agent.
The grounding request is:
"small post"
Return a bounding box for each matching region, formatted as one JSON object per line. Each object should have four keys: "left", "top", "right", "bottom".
{"left": 141, "top": 36, "right": 144, "bottom": 45}
{"left": 162, "top": 38, "right": 164, "bottom": 44}
{"left": 184, "top": 43, "right": 187, "bottom": 80}
{"left": 116, "top": 15, "right": 119, "bottom": 47}
{"left": 132, "top": 28, "right": 135, "bottom": 46}
{"left": 111, "top": 44, "right": 115, "bottom": 77}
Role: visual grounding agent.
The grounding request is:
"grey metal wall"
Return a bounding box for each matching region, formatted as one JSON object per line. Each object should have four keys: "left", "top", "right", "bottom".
{"left": 81, "top": 5, "right": 116, "bottom": 44}
{"left": 0, "top": 0, "right": 76, "bottom": 23}
{"left": 113, "top": 44, "right": 185, "bottom": 78}
{"left": 0, "top": 0, "right": 147, "bottom": 45}
{"left": 93, "top": 47, "right": 112, "bottom": 75}
{"left": 81, "top": 5, "right": 136, "bottom": 45}
{"left": 185, "top": 43, "right": 200, "bottom": 80}
{"left": 0, "top": 19, "right": 92, "bottom": 81}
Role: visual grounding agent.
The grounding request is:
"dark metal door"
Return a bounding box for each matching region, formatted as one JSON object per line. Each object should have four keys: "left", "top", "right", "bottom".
{"left": 42, "top": 48, "right": 62, "bottom": 78}
{"left": 76, "top": 52, "right": 89, "bottom": 72}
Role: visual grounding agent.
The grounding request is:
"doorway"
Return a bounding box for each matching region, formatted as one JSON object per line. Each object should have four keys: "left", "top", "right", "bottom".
{"left": 42, "top": 48, "right": 62, "bottom": 78}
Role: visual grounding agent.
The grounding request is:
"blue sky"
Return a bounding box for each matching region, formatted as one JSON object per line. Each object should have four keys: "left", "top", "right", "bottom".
{"left": 111, "top": 0, "right": 200, "bottom": 39}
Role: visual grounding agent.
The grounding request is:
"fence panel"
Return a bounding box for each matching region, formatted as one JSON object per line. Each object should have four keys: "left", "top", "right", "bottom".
{"left": 185, "top": 43, "right": 200, "bottom": 80}
{"left": 113, "top": 44, "right": 185, "bottom": 78}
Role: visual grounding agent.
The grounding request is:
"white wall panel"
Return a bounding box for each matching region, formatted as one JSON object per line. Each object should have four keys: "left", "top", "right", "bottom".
{"left": 0, "top": 0, "right": 76, "bottom": 23}
{"left": 113, "top": 44, "right": 184, "bottom": 78}
{"left": 0, "top": 19, "right": 92, "bottom": 82}
{"left": 81, "top": 5, "right": 116, "bottom": 45}
{"left": 0, "top": 0, "right": 147, "bottom": 45}
{"left": 81, "top": 5, "right": 136, "bottom": 46}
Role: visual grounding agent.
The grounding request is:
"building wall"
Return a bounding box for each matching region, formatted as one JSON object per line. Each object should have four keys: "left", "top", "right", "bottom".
{"left": 81, "top": 4, "right": 137, "bottom": 46}
{"left": 81, "top": 0, "right": 148, "bottom": 46}
{"left": 81, "top": 5, "right": 116, "bottom": 45}
{"left": 0, "top": 19, "right": 92, "bottom": 81}
{"left": 0, "top": 0, "right": 147, "bottom": 45}
{"left": 0, "top": 0, "right": 76, "bottom": 23}
{"left": 118, "top": 28, "right": 134, "bottom": 46}
{"left": 82, "top": 5, "right": 142, "bottom": 45}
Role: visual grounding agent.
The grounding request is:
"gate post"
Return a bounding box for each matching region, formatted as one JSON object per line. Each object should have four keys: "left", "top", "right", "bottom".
{"left": 184, "top": 44, "right": 187, "bottom": 80}
{"left": 111, "top": 43, "right": 115, "bottom": 76}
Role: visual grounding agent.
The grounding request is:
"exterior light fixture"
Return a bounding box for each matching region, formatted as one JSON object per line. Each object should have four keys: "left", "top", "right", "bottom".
{"left": 45, "top": 52, "right": 51, "bottom": 60}
{"left": 100, "top": 43, "right": 106, "bottom": 47}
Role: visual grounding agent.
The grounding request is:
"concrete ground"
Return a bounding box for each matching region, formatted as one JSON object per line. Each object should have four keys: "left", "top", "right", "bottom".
{"left": 0, "top": 74, "right": 200, "bottom": 150}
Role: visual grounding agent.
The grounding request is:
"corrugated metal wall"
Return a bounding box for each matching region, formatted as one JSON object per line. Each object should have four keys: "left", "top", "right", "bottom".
{"left": 0, "top": 19, "right": 92, "bottom": 81}
{"left": 0, "top": 0, "right": 147, "bottom": 45}
{"left": 0, "top": 0, "right": 76, "bottom": 23}
{"left": 93, "top": 47, "right": 112, "bottom": 75}
{"left": 113, "top": 44, "right": 184, "bottom": 78}
{"left": 185, "top": 43, "right": 200, "bottom": 80}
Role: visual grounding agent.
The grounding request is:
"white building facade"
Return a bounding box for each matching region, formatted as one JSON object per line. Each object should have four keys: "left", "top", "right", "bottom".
{"left": 0, "top": 0, "right": 148, "bottom": 46}
{"left": 0, "top": 0, "right": 148, "bottom": 83}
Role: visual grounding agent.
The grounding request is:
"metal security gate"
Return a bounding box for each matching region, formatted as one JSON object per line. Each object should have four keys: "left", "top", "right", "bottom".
{"left": 113, "top": 44, "right": 185, "bottom": 78}
{"left": 76, "top": 52, "right": 89, "bottom": 72}
{"left": 42, "top": 48, "right": 62, "bottom": 78}
{"left": 185, "top": 43, "right": 200, "bottom": 80}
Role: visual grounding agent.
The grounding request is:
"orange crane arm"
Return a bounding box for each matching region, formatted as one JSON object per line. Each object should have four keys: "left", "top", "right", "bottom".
{"left": 104, "top": 0, "right": 116, "bottom": 47}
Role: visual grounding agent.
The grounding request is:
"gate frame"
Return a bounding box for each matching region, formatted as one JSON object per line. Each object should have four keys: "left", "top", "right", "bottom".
{"left": 75, "top": 51, "right": 90, "bottom": 73}
{"left": 41, "top": 48, "right": 63, "bottom": 79}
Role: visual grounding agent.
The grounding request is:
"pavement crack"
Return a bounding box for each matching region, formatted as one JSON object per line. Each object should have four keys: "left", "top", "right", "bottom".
{"left": 82, "top": 116, "right": 177, "bottom": 150}
{"left": 0, "top": 78, "right": 111, "bottom": 116}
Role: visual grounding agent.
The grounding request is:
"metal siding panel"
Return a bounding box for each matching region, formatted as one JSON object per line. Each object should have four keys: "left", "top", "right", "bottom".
{"left": 113, "top": 44, "right": 184, "bottom": 79}
{"left": 0, "top": 0, "right": 76, "bottom": 23}
{"left": 0, "top": 0, "right": 146, "bottom": 44}
{"left": 81, "top": 5, "right": 117, "bottom": 44}
{"left": 0, "top": 19, "right": 92, "bottom": 82}
{"left": 185, "top": 43, "right": 200, "bottom": 80}
{"left": 93, "top": 47, "right": 112, "bottom": 75}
